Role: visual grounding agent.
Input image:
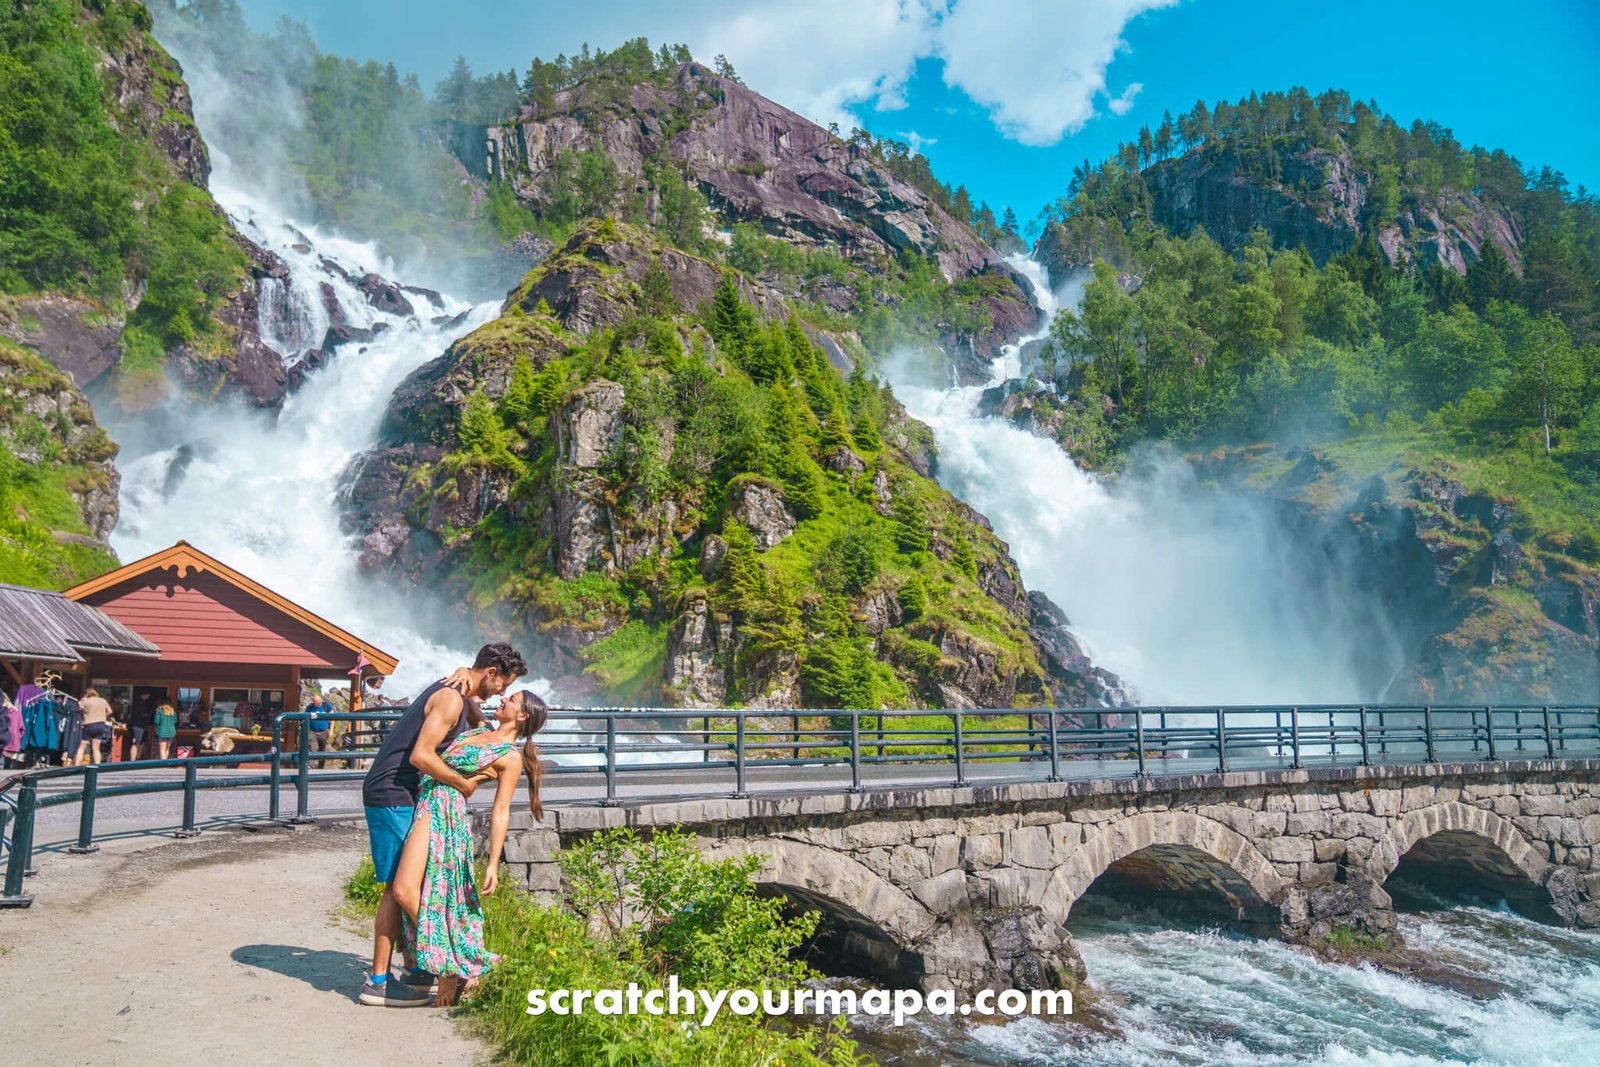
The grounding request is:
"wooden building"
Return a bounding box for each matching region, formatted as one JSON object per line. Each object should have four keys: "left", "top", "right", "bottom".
{"left": 58, "top": 542, "right": 397, "bottom": 753}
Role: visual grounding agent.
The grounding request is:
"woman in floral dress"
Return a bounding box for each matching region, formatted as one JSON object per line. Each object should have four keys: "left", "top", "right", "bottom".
{"left": 392, "top": 688, "right": 548, "bottom": 1005}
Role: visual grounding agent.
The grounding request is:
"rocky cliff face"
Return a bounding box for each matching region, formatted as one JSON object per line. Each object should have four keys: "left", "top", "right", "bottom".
{"left": 478, "top": 62, "right": 1036, "bottom": 363}
{"left": 1038, "top": 140, "right": 1523, "bottom": 280}
{"left": 0, "top": 340, "right": 121, "bottom": 585}
{"left": 344, "top": 221, "right": 1122, "bottom": 709}
{"left": 488, "top": 64, "right": 999, "bottom": 281}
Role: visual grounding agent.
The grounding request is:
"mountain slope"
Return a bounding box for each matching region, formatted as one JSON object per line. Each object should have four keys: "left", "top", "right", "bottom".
{"left": 0, "top": 0, "right": 291, "bottom": 409}
{"left": 345, "top": 220, "right": 1122, "bottom": 708}
{"left": 1011, "top": 89, "right": 1600, "bottom": 703}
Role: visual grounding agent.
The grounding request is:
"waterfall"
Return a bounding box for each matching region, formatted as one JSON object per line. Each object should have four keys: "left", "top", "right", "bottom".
{"left": 107, "top": 185, "right": 499, "bottom": 695}
{"left": 891, "top": 257, "right": 1393, "bottom": 706}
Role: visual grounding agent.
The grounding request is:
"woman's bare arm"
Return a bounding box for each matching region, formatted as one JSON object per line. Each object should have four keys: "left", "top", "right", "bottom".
{"left": 481, "top": 752, "right": 521, "bottom": 895}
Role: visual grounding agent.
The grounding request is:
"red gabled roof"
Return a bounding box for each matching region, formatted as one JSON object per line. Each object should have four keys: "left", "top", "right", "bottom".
{"left": 63, "top": 542, "right": 397, "bottom": 675}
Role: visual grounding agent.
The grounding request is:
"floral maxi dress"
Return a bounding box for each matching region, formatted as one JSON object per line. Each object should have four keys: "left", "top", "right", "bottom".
{"left": 412, "top": 726, "right": 512, "bottom": 978}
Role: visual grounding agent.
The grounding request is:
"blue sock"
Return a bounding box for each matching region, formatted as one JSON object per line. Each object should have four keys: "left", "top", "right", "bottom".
{"left": 369, "top": 972, "right": 388, "bottom": 985}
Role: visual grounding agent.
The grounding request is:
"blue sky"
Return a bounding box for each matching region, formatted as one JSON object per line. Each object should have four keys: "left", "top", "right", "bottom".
{"left": 235, "top": 0, "right": 1600, "bottom": 228}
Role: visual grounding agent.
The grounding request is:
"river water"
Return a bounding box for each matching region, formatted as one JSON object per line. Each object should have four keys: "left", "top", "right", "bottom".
{"left": 862, "top": 904, "right": 1600, "bottom": 1066}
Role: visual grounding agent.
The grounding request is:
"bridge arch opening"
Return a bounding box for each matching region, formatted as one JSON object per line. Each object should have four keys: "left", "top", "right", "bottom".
{"left": 755, "top": 884, "right": 922, "bottom": 987}
{"left": 1068, "top": 843, "right": 1281, "bottom": 934}
{"left": 1383, "top": 829, "right": 1558, "bottom": 922}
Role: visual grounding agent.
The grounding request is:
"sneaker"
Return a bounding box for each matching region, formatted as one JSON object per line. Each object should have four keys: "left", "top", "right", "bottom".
{"left": 358, "top": 975, "right": 431, "bottom": 1008}
{"left": 392, "top": 966, "right": 438, "bottom": 992}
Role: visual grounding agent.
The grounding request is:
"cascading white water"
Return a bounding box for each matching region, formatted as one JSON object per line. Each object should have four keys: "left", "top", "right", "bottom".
{"left": 892, "top": 257, "right": 1392, "bottom": 705}
{"left": 108, "top": 184, "right": 497, "bottom": 695}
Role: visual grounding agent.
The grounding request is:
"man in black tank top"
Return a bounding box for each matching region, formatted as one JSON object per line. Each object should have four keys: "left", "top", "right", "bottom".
{"left": 359, "top": 641, "right": 527, "bottom": 1008}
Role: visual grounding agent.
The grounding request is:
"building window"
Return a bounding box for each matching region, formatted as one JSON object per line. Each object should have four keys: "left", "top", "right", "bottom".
{"left": 212, "top": 688, "right": 249, "bottom": 730}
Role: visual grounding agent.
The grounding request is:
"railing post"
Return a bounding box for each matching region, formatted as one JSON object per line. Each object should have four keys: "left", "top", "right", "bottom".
{"left": 1423, "top": 706, "right": 1437, "bottom": 763}
{"left": 1543, "top": 705, "right": 1555, "bottom": 759}
{"left": 1358, "top": 706, "right": 1371, "bottom": 766}
{"left": 791, "top": 713, "right": 800, "bottom": 762}
{"left": 1047, "top": 710, "right": 1062, "bottom": 782}
{"left": 1484, "top": 705, "right": 1498, "bottom": 761}
{"left": 269, "top": 716, "right": 283, "bottom": 823}
{"left": 848, "top": 712, "right": 862, "bottom": 793}
{"left": 2, "top": 778, "right": 39, "bottom": 907}
{"left": 702, "top": 715, "right": 710, "bottom": 765}
{"left": 291, "top": 714, "right": 313, "bottom": 823}
{"left": 1215, "top": 707, "right": 1228, "bottom": 773}
{"left": 68, "top": 765, "right": 100, "bottom": 854}
{"left": 174, "top": 759, "right": 201, "bottom": 838}
{"left": 733, "top": 712, "right": 748, "bottom": 798}
{"left": 1134, "top": 709, "right": 1147, "bottom": 778}
{"left": 953, "top": 713, "right": 967, "bottom": 786}
{"left": 602, "top": 715, "right": 618, "bottom": 806}
{"left": 1289, "top": 706, "right": 1302, "bottom": 769}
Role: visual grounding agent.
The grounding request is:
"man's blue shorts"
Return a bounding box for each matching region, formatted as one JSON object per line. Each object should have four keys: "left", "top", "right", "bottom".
{"left": 364, "top": 804, "right": 414, "bottom": 884}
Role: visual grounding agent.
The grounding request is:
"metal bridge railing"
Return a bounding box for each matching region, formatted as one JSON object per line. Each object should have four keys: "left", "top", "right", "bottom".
{"left": 3, "top": 703, "right": 1599, "bottom": 908}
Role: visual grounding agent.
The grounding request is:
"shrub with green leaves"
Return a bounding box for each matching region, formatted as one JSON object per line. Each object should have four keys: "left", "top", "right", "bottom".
{"left": 459, "top": 828, "right": 865, "bottom": 1066}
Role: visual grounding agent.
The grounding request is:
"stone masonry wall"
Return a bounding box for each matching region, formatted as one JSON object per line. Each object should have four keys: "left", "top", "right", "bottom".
{"left": 484, "top": 758, "right": 1600, "bottom": 996}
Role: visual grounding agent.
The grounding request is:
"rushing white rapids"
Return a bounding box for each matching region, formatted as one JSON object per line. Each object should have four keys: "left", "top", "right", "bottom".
{"left": 892, "top": 257, "right": 1392, "bottom": 705}
{"left": 108, "top": 185, "right": 497, "bottom": 694}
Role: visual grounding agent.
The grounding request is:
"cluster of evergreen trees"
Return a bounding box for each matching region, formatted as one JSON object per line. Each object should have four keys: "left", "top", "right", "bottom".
{"left": 1043, "top": 226, "right": 1599, "bottom": 478}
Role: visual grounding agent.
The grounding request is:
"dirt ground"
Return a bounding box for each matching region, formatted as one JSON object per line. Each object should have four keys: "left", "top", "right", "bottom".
{"left": 0, "top": 822, "right": 489, "bottom": 1065}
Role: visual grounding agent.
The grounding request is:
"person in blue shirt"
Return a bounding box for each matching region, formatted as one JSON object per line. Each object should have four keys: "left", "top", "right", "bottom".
{"left": 304, "top": 692, "right": 334, "bottom": 759}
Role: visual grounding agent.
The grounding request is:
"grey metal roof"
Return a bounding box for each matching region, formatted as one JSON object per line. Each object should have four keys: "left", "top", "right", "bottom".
{"left": 0, "top": 582, "right": 160, "bottom": 662}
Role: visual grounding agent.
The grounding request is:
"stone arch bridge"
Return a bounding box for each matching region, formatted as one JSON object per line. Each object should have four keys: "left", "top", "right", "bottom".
{"left": 496, "top": 759, "right": 1600, "bottom": 994}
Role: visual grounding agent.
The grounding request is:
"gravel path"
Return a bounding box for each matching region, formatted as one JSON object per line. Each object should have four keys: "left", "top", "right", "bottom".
{"left": 0, "top": 822, "right": 488, "bottom": 1066}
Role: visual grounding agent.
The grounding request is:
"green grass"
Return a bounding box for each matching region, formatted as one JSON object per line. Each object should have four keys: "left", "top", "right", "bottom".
{"left": 344, "top": 855, "right": 384, "bottom": 914}
{"left": 582, "top": 620, "right": 668, "bottom": 704}
{"left": 1325, "top": 925, "right": 1388, "bottom": 953}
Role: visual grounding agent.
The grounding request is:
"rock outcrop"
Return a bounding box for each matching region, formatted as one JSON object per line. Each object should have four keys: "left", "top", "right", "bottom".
{"left": 1039, "top": 139, "right": 1524, "bottom": 281}
{"left": 0, "top": 340, "right": 121, "bottom": 583}
{"left": 345, "top": 221, "right": 1122, "bottom": 710}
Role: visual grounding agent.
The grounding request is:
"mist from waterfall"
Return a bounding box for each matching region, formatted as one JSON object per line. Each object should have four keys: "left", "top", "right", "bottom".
{"left": 890, "top": 258, "right": 1403, "bottom": 706}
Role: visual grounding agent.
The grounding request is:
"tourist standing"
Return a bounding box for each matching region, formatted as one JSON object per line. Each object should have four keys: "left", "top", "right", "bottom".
{"left": 76, "top": 688, "right": 113, "bottom": 765}
{"left": 305, "top": 691, "right": 334, "bottom": 763}
{"left": 154, "top": 702, "right": 178, "bottom": 759}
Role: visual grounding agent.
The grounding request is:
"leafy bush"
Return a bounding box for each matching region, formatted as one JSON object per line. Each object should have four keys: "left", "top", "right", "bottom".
{"left": 459, "top": 829, "right": 864, "bottom": 1066}
{"left": 345, "top": 855, "right": 384, "bottom": 912}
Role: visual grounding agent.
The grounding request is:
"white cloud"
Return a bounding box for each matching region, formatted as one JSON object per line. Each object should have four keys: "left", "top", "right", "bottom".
{"left": 933, "top": 0, "right": 1173, "bottom": 144}
{"left": 1107, "top": 81, "right": 1144, "bottom": 116}
{"left": 900, "top": 130, "right": 938, "bottom": 155}
{"left": 504, "top": 0, "right": 1170, "bottom": 146}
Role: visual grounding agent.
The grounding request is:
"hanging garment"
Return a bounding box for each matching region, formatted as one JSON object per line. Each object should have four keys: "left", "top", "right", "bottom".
{"left": 22, "top": 694, "right": 61, "bottom": 751}
{"left": 59, "top": 703, "right": 83, "bottom": 759}
{"left": 1, "top": 693, "right": 21, "bottom": 757}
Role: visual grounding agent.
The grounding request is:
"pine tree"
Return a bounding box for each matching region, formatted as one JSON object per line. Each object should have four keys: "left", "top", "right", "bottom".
{"left": 892, "top": 489, "right": 930, "bottom": 553}
{"left": 502, "top": 354, "right": 538, "bottom": 425}
{"left": 720, "top": 520, "right": 764, "bottom": 608}
{"left": 821, "top": 397, "right": 855, "bottom": 454}
{"left": 852, "top": 413, "right": 882, "bottom": 452}
{"left": 896, "top": 577, "right": 926, "bottom": 621}
{"left": 952, "top": 533, "right": 977, "bottom": 579}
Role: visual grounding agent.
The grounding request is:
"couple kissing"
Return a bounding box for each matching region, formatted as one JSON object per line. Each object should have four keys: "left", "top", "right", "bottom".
{"left": 358, "top": 642, "right": 546, "bottom": 1008}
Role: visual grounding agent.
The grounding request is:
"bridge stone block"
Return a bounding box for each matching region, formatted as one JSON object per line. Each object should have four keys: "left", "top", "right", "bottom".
{"left": 960, "top": 833, "right": 1003, "bottom": 869}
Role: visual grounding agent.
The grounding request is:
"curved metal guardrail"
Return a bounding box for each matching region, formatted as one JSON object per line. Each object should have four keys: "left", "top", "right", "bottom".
{"left": 3, "top": 703, "right": 1597, "bottom": 908}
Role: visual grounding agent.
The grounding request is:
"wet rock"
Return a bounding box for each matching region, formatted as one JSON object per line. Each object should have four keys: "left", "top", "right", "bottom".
{"left": 357, "top": 272, "right": 415, "bottom": 316}
{"left": 729, "top": 481, "right": 796, "bottom": 550}
{"left": 665, "top": 594, "right": 729, "bottom": 707}
{"left": 699, "top": 534, "right": 728, "bottom": 580}
{"left": 555, "top": 380, "right": 625, "bottom": 468}
{"left": 0, "top": 294, "right": 124, "bottom": 389}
